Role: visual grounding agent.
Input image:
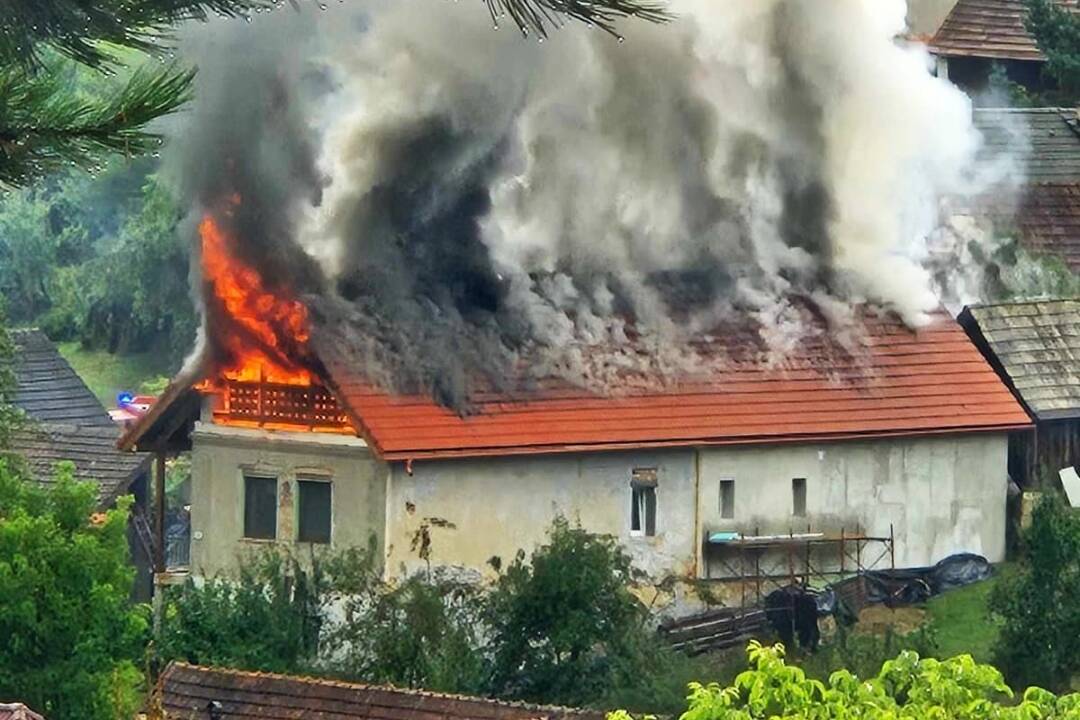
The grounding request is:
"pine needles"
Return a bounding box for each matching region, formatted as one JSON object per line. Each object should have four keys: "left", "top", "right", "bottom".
{"left": 0, "top": 63, "right": 194, "bottom": 186}
{"left": 485, "top": 0, "right": 672, "bottom": 38}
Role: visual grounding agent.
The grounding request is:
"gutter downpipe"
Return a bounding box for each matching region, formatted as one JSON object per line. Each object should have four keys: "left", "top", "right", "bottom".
{"left": 693, "top": 447, "right": 703, "bottom": 580}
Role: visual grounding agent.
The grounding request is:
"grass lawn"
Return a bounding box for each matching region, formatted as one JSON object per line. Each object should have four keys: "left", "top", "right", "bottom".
{"left": 56, "top": 341, "right": 173, "bottom": 407}
{"left": 924, "top": 563, "right": 1013, "bottom": 663}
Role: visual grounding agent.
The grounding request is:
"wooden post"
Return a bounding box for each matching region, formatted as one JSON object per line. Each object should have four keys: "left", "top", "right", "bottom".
{"left": 154, "top": 451, "right": 166, "bottom": 574}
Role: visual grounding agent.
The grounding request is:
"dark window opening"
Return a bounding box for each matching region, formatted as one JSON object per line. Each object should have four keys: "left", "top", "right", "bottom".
{"left": 298, "top": 479, "right": 332, "bottom": 544}
{"left": 792, "top": 477, "right": 807, "bottom": 518}
{"left": 244, "top": 475, "right": 277, "bottom": 540}
{"left": 720, "top": 479, "right": 735, "bottom": 519}
{"left": 631, "top": 468, "right": 658, "bottom": 536}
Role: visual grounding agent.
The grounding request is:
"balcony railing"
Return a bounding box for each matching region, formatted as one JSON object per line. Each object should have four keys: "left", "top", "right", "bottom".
{"left": 214, "top": 380, "right": 351, "bottom": 430}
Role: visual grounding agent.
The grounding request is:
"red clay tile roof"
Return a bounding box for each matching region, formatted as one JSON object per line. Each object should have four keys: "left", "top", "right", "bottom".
{"left": 930, "top": 0, "right": 1078, "bottom": 60}
{"left": 158, "top": 662, "right": 603, "bottom": 720}
{"left": 316, "top": 310, "right": 1032, "bottom": 461}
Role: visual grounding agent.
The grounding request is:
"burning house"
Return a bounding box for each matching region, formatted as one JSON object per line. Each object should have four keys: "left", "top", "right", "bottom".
{"left": 118, "top": 0, "right": 1051, "bottom": 608}
{"left": 119, "top": 206, "right": 1031, "bottom": 607}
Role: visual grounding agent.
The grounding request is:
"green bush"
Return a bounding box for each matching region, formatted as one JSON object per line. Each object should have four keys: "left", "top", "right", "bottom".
{"left": 614, "top": 640, "right": 1080, "bottom": 720}
{"left": 990, "top": 496, "right": 1080, "bottom": 692}
{"left": 159, "top": 551, "right": 331, "bottom": 674}
{"left": 0, "top": 460, "right": 148, "bottom": 720}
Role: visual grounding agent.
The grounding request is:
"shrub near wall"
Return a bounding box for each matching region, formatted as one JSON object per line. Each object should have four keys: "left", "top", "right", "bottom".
{"left": 612, "top": 641, "right": 1080, "bottom": 720}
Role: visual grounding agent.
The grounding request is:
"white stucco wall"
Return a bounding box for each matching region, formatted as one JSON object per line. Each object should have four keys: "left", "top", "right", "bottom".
{"left": 697, "top": 433, "right": 1008, "bottom": 570}
{"left": 383, "top": 449, "right": 699, "bottom": 581}
{"left": 189, "top": 422, "right": 384, "bottom": 577}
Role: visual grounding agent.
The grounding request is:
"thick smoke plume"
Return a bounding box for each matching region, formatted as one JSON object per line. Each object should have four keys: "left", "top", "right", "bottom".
{"left": 168, "top": 0, "right": 999, "bottom": 407}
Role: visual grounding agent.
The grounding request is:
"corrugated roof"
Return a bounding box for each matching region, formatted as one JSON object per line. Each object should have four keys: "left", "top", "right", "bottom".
{"left": 9, "top": 424, "right": 149, "bottom": 506}
{"left": 959, "top": 299, "right": 1080, "bottom": 420}
{"left": 316, "top": 309, "right": 1031, "bottom": 461}
{"left": 973, "top": 108, "right": 1080, "bottom": 183}
{"left": 158, "top": 662, "right": 604, "bottom": 720}
{"left": 929, "top": 0, "right": 1078, "bottom": 60}
{"left": 10, "top": 329, "right": 114, "bottom": 427}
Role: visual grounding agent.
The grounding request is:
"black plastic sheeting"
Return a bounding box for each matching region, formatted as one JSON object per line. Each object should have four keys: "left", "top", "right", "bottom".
{"left": 763, "top": 554, "right": 993, "bottom": 647}
{"left": 863, "top": 553, "right": 993, "bottom": 607}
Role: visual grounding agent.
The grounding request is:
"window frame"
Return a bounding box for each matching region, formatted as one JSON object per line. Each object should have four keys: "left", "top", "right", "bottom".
{"left": 242, "top": 473, "right": 278, "bottom": 541}
{"left": 792, "top": 477, "right": 807, "bottom": 518}
{"left": 296, "top": 476, "right": 333, "bottom": 545}
{"left": 630, "top": 467, "right": 658, "bottom": 537}
{"left": 719, "top": 477, "right": 735, "bottom": 520}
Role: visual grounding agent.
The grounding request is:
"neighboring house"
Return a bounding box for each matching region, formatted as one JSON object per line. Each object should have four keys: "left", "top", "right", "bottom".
{"left": 155, "top": 662, "right": 603, "bottom": 720}
{"left": 120, "top": 308, "right": 1030, "bottom": 610}
{"left": 928, "top": 0, "right": 1078, "bottom": 99}
{"left": 959, "top": 299, "right": 1080, "bottom": 489}
{"left": 971, "top": 107, "right": 1080, "bottom": 274}
{"left": 7, "top": 329, "right": 155, "bottom": 599}
{"left": 0, "top": 704, "right": 44, "bottom": 720}
{"left": 907, "top": 0, "right": 959, "bottom": 39}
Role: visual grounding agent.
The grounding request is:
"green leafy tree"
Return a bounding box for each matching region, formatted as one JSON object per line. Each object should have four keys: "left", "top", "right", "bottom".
{"left": 0, "top": 460, "right": 149, "bottom": 720}
{"left": 0, "top": 308, "right": 22, "bottom": 451}
{"left": 483, "top": 517, "right": 649, "bottom": 705}
{"left": 1025, "top": 0, "right": 1080, "bottom": 102}
{"left": 159, "top": 550, "right": 328, "bottom": 673}
{"left": 990, "top": 496, "right": 1080, "bottom": 692}
{"left": 331, "top": 573, "right": 487, "bottom": 693}
{"left": 615, "top": 640, "right": 1080, "bottom": 720}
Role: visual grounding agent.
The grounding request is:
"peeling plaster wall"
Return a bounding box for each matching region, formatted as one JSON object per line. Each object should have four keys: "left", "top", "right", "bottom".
{"left": 189, "top": 422, "right": 384, "bottom": 577}
{"left": 383, "top": 450, "right": 698, "bottom": 582}
{"left": 698, "top": 433, "right": 1008, "bottom": 572}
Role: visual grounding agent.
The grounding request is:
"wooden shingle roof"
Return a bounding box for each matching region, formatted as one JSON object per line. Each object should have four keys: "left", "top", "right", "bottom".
{"left": 973, "top": 108, "right": 1080, "bottom": 183}
{"left": 10, "top": 424, "right": 149, "bottom": 505}
{"left": 11, "top": 329, "right": 114, "bottom": 426}
{"left": 6, "top": 329, "right": 148, "bottom": 505}
{"left": 158, "top": 663, "right": 604, "bottom": 720}
{"left": 929, "top": 0, "right": 1078, "bottom": 60}
{"left": 959, "top": 299, "right": 1080, "bottom": 421}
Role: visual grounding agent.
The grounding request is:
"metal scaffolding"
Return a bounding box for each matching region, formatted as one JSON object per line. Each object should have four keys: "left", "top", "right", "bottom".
{"left": 702, "top": 524, "right": 895, "bottom": 607}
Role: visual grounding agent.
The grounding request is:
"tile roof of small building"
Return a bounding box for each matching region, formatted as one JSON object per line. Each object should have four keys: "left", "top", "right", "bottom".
{"left": 929, "top": 0, "right": 1079, "bottom": 60}
{"left": 158, "top": 662, "right": 604, "bottom": 720}
{"left": 314, "top": 308, "right": 1031, "bottom": 461}
{"left": 0, "top": 704, "right": 44, "bottom": 720}
{"left": 7, "top": 329, "right": 148, "bottom": 505}
{"left": 10, "top": 329, "right": 114, "bottom": 426}
{"left": 959, "top": 298, "right": 1080, "bottom": 420}
{"left": 1015, "top": 182, "right": 1080, "bottom": 270}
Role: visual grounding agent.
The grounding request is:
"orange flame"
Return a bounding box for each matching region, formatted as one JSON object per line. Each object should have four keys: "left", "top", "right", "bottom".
{"left": 198, "top": 212, "right": 312, "bottom": 386}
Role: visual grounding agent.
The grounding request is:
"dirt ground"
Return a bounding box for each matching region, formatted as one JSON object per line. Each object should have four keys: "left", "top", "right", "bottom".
{"left": 852, "top": 605, "right": 928, "bottom": 636}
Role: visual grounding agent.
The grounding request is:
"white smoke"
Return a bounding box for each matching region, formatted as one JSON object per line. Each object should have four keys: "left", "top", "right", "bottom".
{"left": 173, "top": 0, "right": 1011, "bottom": 400}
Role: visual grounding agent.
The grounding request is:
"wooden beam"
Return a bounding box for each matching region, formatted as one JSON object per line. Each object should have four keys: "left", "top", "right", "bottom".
{"left": 154, "top": 451, "right": 166, "bottom": 574}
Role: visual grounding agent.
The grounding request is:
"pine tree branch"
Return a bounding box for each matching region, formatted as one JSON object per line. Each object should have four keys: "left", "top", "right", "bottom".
{"left": 0, "top": 0, "right": 275, "bottom": 69}
{"left": 0, "top": 63, "right": 194, "bottom": 187}
{"left": 485, "top": 0, "right": 671, "bottom": 38}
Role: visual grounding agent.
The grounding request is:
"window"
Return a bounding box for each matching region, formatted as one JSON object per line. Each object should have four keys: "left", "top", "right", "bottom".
{"left": 720, "top": 478, "right": 735, "bottom": 519}
{"left": 630, "top": 468, "right": 657, "bottom": 537}
{"left": 792, "top": 477, "right": 807, "bottom": 518}
{"left": 244, "top": 475, "right": 277, "bottom": 539}
{"left": 298, "top": 479, "right": 332, "bottom": 544}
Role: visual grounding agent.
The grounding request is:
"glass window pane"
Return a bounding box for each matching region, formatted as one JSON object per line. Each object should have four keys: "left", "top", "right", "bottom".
{"left": 792, "top": 477, "right": 807, "bottom": 518}
{"left": 244, "top": 475, "right": 277, "bottom": 539}
{"left": 720, "top": 479, "right": 735, "bottom": 519}
{"left": 643, "top": 486, "right": 656, "bottom": 536}
{"left": 298, "top": 480, "right": 332, "bottom": 544}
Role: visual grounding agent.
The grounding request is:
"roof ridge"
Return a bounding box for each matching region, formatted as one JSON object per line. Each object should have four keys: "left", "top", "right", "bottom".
{"left": 167, "top": 662, "right": 600, "bottom": 715}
